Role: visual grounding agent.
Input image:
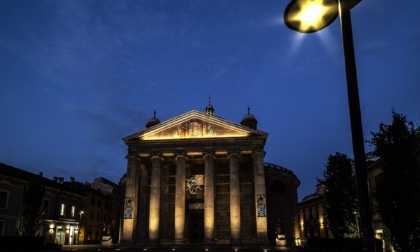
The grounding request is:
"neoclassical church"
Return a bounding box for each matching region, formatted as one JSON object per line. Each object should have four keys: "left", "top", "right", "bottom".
{"left": 120, "top": 102, "right": 300, "bottom": 246}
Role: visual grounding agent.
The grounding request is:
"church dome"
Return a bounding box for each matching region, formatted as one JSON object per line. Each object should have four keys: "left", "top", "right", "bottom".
{"left": 145, "top": 111, "right": 161, "bottom": 128}
{"left": 241, "top": 106, "right": 258, "bottom": 129}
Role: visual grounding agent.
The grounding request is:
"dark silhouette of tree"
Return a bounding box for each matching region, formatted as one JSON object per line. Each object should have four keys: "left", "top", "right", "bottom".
{"left": 16, "top": 181, "right": 46, "bottom": 236}
{"left": 368, "top": 111, "right": 420, "bottom": 252}
{"left": 318, "top": 152, "right": 358, "bottom": 238}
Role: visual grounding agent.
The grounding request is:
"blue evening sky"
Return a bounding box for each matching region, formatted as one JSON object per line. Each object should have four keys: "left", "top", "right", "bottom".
{"left": 1, "top": 0, "right": 419, "bottom": 200}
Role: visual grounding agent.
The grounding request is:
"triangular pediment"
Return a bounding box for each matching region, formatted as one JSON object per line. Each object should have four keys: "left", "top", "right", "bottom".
{"left": 126, "top": 110, "right": 267, "bottom": 141}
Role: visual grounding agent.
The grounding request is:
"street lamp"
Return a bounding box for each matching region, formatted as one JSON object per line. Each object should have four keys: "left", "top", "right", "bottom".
{"left": 284, "top": 0, "right": 376, "bottom": 251}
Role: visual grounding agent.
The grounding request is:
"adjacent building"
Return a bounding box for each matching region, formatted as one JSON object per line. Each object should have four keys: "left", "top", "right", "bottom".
{"left": 297, "top": 183, "right": 329, "bottom": 246}
{"left": 120, "top": 104, "right": 300, "bottom": 246}
{"left": 0, "top": 164, "right": 83, "bottom": 245}
{"left": 0, "top": 163, "right": 120, "bottom": 246}
{"left": 65, "top": 177, "right": 121, "bottom": 244}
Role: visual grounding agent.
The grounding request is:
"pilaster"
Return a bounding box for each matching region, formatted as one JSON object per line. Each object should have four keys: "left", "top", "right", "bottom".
{"left": 253, "top": 150, "right": 269, "bottom": 244}
{"left": 121, "top": 155, "right": 139, "bottom": 243}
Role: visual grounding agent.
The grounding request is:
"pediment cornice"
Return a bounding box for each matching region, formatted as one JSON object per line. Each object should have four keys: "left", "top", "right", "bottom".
{"left": 123, "top": 110, "right": 267, "bottom": 143}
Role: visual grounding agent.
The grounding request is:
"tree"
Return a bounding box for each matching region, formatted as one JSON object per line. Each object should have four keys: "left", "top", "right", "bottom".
{"left": 318, "top": 152, "right": 358, "bottom": 238}
{"left": 368, "top": 111, "right": 420, "bottom": 252}
{"left": 16, "top": 181, "right": 46, "bottom": 237}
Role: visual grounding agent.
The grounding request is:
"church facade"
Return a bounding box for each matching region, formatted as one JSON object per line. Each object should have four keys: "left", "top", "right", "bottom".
{"left": 120, "top": 105, "right": 300, "bottom": 246}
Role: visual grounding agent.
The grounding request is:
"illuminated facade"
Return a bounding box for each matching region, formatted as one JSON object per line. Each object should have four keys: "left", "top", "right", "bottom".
{"left": 65, "top": 178, "right": 121, "bottom": 245}
{"left": 297, "top": 183, "right": 329, "bottom": 246}
{"left": 120, "top": 106, "right": 300, "bottom": 245}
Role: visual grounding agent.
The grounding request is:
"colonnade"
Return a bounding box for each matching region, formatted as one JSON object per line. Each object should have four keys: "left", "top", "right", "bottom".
{"left": 122, "top": 151, "right": 268, "bottom": 244}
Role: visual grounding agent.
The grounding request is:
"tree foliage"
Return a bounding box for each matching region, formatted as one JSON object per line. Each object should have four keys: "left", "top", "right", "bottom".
{"left": 368, "top": 111, "right": 420, "bottom": 252}
{"left": 318, "top": 152, "right": 358, "bottom": 238}
{"left": 16, "top": 181, "right": 46, "bottom": 237}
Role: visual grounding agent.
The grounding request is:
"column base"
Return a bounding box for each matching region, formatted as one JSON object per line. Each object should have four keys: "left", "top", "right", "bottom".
{"left": 230, "top": 238, "right": 241, "bottom": 244}
{"left": 174, "top": 239, "right": 186, "bottom": 244}
{"left": 119, "top": 239, "right": 135, "bottom": 245}
{"left": 148, "top": 239, "right": 160, "bottom": 244}
{"left": 203, "top": 238, "right": 215, "bottom": 244}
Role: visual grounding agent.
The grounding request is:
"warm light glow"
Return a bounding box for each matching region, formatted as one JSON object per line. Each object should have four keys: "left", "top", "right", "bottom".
{"left": 144, "top": 133, "right": 247, "bottom": 140}
{"left": 187, "top": 152, "right": 203, "bottom": 156}
{"left": 49, "top": 223, "right": 55, "bottom": 229}
{"left": 284, "top": 0, "right": 339, "bottom": 33}
{"left": 319, "top": 217, "right": 324, "bottom": 227}
{"left": 300, "top": 3, "right": 323, "bottom": 25}
{"left": 149, "top": 217, "right": 159, "bottom": 239}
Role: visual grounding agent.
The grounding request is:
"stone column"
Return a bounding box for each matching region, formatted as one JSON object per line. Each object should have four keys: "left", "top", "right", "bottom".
{"left": 229, "top": 152, "right": 241, "bottom": 242}
{"left": 122, "top": 155, "right": 139, "bottom": 243}
{"left": 204, "top": 153, "right": 215, "bottom": 242}
{"left": 253, "top": 150, "right": 269, "bottom": 244}
{"left": 174, "top": 154, "right": 186, "bottom": 243}
{"left": 149, "top": 154, "right": 162, "bottom": 242}
{"left": 138, "top": 163, "right": 148, "bottom": 241}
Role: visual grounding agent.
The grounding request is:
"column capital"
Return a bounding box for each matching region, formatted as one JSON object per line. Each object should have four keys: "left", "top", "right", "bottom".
{"left": 151, "top": 153, "right": 163, "bottom": 160}
{"left": 175, "top": 153, "right": 186, "bottom": 160}
{"left": 228, "top": 151, "right": 240, "bottom": 158}
{"left": 126, "top": 154, "right": 138, "bottom": 160}
{"left": 203, "top": 152, "right": 215, "bottom": 159}
{"left": 253, "top": 150, "right": 266, "bottom": 157}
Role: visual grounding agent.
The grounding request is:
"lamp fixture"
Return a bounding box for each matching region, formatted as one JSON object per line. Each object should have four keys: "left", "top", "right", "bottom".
{"left": 284, "top": 0, "right": 338, "bottom": 33}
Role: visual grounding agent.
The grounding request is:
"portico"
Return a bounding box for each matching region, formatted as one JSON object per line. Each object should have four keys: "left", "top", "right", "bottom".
{"left": 121, "top": 109, "right": 270, "bottom": 244}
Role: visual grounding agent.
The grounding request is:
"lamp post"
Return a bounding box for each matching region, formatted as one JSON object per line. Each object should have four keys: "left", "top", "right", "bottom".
{"left": 284, "top": 1, "right": 375, "bottom": 251}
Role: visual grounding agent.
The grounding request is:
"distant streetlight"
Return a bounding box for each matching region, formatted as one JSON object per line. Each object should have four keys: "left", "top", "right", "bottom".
{"left": 284, "top": 0, "right": 376, "bottom": 251}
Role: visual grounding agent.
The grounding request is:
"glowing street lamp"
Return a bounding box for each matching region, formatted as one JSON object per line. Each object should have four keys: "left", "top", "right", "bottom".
{"left": 284, "top": 0, "right": 339, "bottom": 33}
{"left": 284, "top": 1, "right": 376, "bottom": 251}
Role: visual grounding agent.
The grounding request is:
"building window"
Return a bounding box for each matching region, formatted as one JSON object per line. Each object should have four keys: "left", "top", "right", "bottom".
{"left": 97, "top": 200, "right": 101, "bottom": 207}
{"left": 0, "top": 191, "right": 9, "bottom": 209}
{"left": 43, "top": 199, "right": 50, "bottom": 214}
{"left": 104, "top": 202, "right": 108, "bottom": 209}
{"left": 71, "top": 205, "right": 76, "bottom": 217}
{"left": 91, "top": 197, "right": 95, "bottom": 206}
{"left": 60, "top": 203, "right": 66, "bottom": 216}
